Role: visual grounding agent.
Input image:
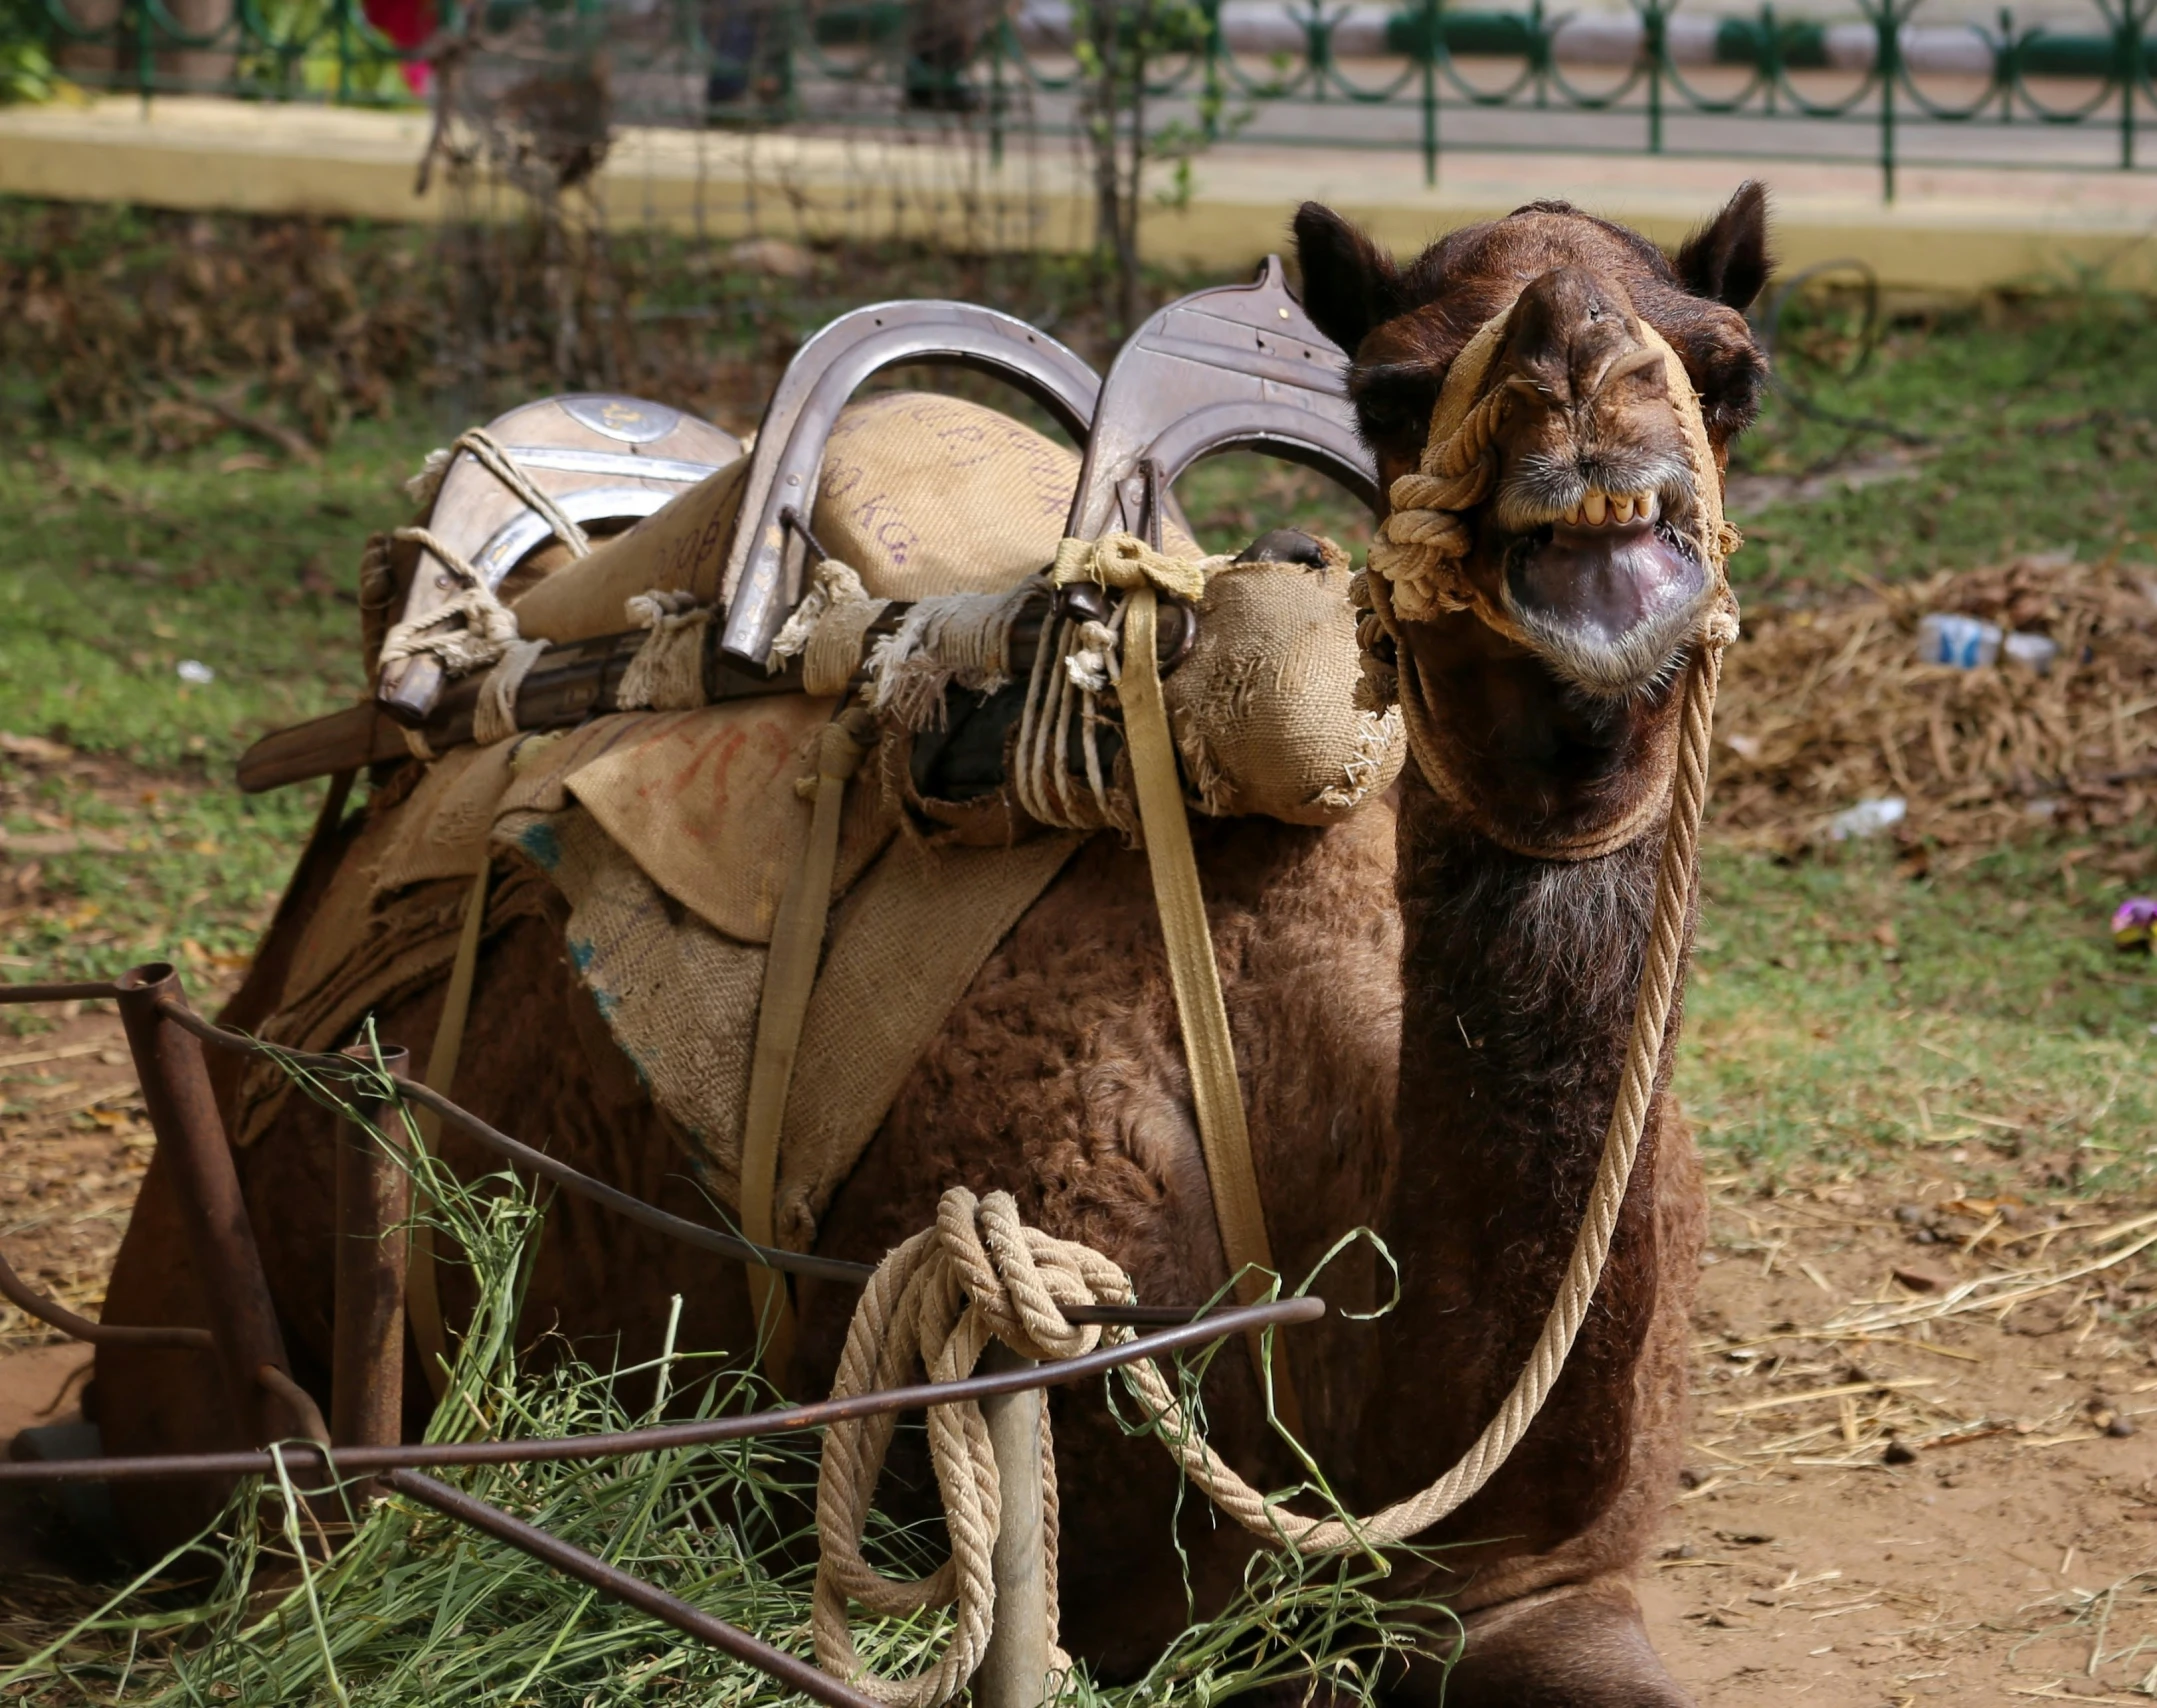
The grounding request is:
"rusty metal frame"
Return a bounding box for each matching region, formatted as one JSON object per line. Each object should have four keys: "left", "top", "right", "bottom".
{"left": 0, "top": 964, "right": 1321, "bottom": 1708}
{"left": 332, "top": 1041, "right": 410, "bottom": 1455}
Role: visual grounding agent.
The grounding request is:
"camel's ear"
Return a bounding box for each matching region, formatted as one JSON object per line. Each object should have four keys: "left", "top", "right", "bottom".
{"left": 1674, "top": 181, "right": 1772, "bottom": 314}
{"left": 1293, "top": 203, "right": 1404, "bottom": 356}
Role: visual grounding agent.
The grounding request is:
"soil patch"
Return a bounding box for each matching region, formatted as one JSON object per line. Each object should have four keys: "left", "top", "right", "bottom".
{"left": 0, "top": 1002, "right": 154, "bottom": 1355}
{"left": 1652, "top": 1177, "right": 2157, "bottom": 1704}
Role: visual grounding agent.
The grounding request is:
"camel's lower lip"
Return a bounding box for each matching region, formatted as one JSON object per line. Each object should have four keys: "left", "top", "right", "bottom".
{"left": 1507, "top": 522, "right": 1704, "bottom": 645}
{"left": 1503, "top": 520, "right": 1708, "bottom": 690}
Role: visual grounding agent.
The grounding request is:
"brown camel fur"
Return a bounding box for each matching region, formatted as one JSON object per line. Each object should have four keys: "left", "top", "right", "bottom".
{"left": 95, "top": 186, "right": 1774, "bottom": 1706}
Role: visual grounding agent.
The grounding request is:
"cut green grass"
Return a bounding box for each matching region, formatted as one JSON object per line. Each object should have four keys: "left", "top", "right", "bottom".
{"left": 0, "top": 1066, "right": 1450, "bottom": 1706}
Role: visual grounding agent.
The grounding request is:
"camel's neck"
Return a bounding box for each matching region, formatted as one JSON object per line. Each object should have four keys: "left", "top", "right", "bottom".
{"left": 1349, "top": 755, "right": 1691, "bottom": 1533}
{"left": 1391, "top": 774, "right": 1667, "bottom": 1224}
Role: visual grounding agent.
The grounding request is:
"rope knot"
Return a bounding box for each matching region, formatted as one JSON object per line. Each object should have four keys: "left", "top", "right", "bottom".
{"left": 1052, "top": 532, "right": 1209, "bottom": 602}
{"left": 813, "top": 1187, "right": 1136, "bottom": 1707}
{"left": 937, "top": 1189, "right": 1125, "bottom": 1364}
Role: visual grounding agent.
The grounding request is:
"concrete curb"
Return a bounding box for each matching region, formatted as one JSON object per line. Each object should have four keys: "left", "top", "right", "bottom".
{"left": 2, "top": 96, "right": 2153, "bottom": 291}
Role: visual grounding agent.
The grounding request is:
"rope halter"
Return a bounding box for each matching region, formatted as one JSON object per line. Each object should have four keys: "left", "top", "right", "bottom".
{"left": 1353, "top": 284, "right": 1743, "bottom": 861}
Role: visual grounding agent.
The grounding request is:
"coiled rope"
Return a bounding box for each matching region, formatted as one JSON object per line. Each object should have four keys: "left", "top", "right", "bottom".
{"left": 813, "top": 1188, "right": 1128, "bottom": 1708}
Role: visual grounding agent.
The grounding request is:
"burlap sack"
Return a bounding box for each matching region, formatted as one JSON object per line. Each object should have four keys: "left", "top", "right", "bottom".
{"left": 369, "top": 741, "right": 520, "bottom": 892}
{"left": 813, "top": 391, "right": 1080, "bottom": 599}
{"left": 1164, "top": 552, "right": 1406, "bottom": 824}
{"left": 497, "top": 802, "right": 1082, "bottom": 1244}
{"left": 560, "top": 701, "right": 898, "bottom": 945}
{"left": 514, "top": 456, "right": 752, "bottom": 643}
{"left": 360, "top": 697, "right": 896, "bottom": 940}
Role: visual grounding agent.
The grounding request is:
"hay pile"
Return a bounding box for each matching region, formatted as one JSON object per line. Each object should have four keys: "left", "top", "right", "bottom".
{"left": 1711, "top": 556, "right": 2157, "bottom": 850}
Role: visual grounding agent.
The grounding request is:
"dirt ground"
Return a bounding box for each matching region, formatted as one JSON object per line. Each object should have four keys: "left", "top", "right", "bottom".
{"left": 3, "top": 1013, "right": 2154, "bottom": 1703}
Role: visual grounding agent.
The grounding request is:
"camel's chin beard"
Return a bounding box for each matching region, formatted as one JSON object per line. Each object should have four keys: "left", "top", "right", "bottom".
{"left": 1498, "top": 516, "right": 1711, "bottom": 700}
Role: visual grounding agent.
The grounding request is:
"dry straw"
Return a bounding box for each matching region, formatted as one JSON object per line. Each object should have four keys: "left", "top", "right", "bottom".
{"left": 1712, "top": 556, "right": 2157, "bottom": 849}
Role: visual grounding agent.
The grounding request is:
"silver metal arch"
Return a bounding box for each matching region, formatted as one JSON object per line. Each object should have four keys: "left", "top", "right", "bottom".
{"left": 1066, "top": 256, "right": 1377, "bottom": 545}
{"left": 718, "top": 301, "right": 1103, "bottom": 668}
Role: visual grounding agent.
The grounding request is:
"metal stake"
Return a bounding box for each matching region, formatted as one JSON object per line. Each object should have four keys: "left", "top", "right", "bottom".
{"left": 333, "top": 1043, "right": 412, "bottom": 1452}
{"left": 977, "top": 1342, "right": 1051, "bottom": 1708}
{"left": 115, "top": 962, "right": 295, "bottom": 1443}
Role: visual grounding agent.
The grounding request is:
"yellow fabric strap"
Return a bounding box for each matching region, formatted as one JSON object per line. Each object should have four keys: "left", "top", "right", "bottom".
{"left": 740, "top": 711, "right": 874, "bottom": 1382}
{"left": 1051, "top": 532, "right": 1209, "bottom": 602}
{"left": 1121, "top": 586, "right": 1301, "bottom": 1431}
{"left": 407, "top": 857, "right": 490, "bottom": 1400}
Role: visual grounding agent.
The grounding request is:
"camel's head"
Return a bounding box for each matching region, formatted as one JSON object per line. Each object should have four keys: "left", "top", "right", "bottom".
{"left": 1295, "top": 187, "right": 1770, "bottom": 702}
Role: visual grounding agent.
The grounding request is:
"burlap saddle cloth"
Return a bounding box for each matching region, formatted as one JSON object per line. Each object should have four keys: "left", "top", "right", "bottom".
{"left": 235, "top": 389, "right": 1401, "bottom": 1258}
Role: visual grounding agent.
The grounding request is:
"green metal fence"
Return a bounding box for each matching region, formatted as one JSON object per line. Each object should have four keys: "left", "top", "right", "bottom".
{"left": 6, "top": 0, "right": 2153, "bottom": 200}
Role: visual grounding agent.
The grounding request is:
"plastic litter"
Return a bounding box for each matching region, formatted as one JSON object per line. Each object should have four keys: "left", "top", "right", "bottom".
{"left": 2002, "top": 631, "right": 2060, "bottom": 674}
{"left": 2111, "top": 896, "right": 2157, "bottom": 951}
{"left": 1828, "top": 796, "right": 1906, "bottom": 840}
{"left": 1917, "top": 613, "right": 2001, "bottom": 668}
{"left": 175, "top": 660, "right": 215, "bottom": 685}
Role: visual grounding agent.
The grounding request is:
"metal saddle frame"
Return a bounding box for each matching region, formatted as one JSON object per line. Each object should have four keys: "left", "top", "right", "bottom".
{"left": 238, "top": 258, "right": 1377, "bottom": 794}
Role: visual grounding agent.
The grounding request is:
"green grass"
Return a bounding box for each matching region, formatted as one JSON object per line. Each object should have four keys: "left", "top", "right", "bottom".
{"left": 0, "top": 419, "right": 446, "bottom": 993}
{"left": 1728, "top": 286, "right": 2157, "bottom": 593}
{"left": 1, "top": 1070, "right": 1447, "bottom": 1705}
{"left": 1685, "top": 839, "right": 2157, "bottom": 1199}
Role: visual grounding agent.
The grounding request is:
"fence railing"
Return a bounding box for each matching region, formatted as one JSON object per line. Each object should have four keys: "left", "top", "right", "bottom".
{"left": 7, "top": 0, "right": 2154, "bottom": 200}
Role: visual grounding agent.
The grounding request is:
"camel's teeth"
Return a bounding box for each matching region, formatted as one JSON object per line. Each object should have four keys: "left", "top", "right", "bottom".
{"left": 1638, "top": 491, "right": 1659, "bottom": 524}
{"left": 1582, "top": 490, "right": 1608, "bottom": 526}
{"left": 1562, "top": 501, "right": 1582, "bottom": 526}
{"left": 1611, "top": 493, "right": 1635, "bottom": 524}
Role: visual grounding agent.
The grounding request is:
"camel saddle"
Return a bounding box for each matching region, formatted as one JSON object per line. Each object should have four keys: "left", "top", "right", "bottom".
{"left": 233, "top": 260, "right": 1397, "bottom": 1315}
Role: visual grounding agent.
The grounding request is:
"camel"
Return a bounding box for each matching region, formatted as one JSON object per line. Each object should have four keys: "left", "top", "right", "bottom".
{"left": 95, "top": 185, "right": 1772, "bottom": 1706}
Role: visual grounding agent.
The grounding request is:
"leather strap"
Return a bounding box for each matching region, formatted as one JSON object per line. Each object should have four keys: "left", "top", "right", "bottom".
{"left": 740, "top": 711, "right": 873, "bottom": 1383}
{"left": 1121, "top": 586, "right": 1302, "bottom": 1431}
{"left": 406, "top": 857, "right": 490, "bottom": 1400}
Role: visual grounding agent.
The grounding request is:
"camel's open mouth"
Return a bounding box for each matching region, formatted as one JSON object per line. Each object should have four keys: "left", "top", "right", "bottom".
{"left": 1495, "top": 477, "right": 1712, "bottom": 699}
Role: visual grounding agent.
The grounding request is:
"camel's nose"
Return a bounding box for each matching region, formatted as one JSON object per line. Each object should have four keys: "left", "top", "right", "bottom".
{"left": 1501, "top": 266, "right": 1655, "bottom": 409}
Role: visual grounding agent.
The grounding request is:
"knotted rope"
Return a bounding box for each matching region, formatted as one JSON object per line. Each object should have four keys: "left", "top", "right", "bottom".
{"left": 1008, "top": 532, "right": 1236, "bottom": 836}
{"left": 405, "top": 426, "right": 595, "bottom": 561}
{"left": 378, "top": 429, "right": 595, "bottom": 692}
{"left": 472, "top": 636, "right": 548, "bottom": 746}
{"left": 814, "top": 1187, "right": 1131, "bottom": 1708}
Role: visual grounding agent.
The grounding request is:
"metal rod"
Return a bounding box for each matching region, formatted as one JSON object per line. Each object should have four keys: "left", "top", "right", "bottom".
{"left": 0, "top": 1297, "right": 1324, "bottom": 1485}
{"left": 0, "top": 980, "right": 120, "bottom": 1004}
{"left": 976, "top": 1344, "right": 1049, "bottom": 1708}
{"left": 382, "top": 1468, "right": 883, "bottom": 1708}
{"left": 115, "top": 962, "right": 295, "bottom": 1443}
{"left": 333, "top": 1043, "right": 411, "bottom": 1452}
{"left": 0, "top": 1238, "right": 215, "bottom": 1350}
